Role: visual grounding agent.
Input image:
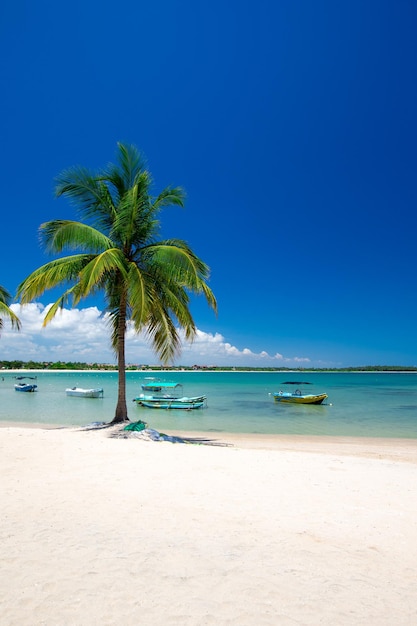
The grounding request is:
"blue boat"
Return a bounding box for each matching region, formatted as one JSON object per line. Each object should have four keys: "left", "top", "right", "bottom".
{"left": 15, "top": 383, "right": 38, "bottom": 392}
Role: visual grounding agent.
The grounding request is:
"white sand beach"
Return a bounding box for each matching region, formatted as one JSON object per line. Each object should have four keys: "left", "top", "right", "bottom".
{"left": 1, "top": 426, "right": 416, "bottom": 626}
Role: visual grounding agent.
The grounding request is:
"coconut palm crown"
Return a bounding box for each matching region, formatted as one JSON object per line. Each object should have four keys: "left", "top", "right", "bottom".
{"left": 17, "top": 143, "right": 217, "bottom": 423}
{"left": 0, "top": 284, "right": 21, "bottom": 334}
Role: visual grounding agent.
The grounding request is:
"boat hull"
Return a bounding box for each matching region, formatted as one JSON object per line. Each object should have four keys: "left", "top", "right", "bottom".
{"left": 273, "top": 392, "right": 328, "bottom": 405}
{"left": 66, "top": 388, "right": 104, "bottom": 398}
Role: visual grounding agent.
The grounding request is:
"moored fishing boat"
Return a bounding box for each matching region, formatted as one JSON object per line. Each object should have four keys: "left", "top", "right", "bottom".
{"left": 272, "top": 381, "right": 328, "bottom": 405}
{"left": 66, "top": 387, "right": 104, "bottom": 398}
{"left": 14, "top": 383, "right": 38, "bottom": 392}
{"left": 134, "top": 380, "right": 206, "bottom": 409}
{"left": 135, "top": 395, "right": 207, "bottom": 410}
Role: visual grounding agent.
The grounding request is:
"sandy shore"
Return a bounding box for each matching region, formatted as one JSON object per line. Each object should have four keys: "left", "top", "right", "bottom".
{"left": 1, "top": 426, "right": 416, "bottom": 625}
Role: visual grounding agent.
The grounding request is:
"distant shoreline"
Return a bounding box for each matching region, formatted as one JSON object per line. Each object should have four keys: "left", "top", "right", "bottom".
{"left": 2, "top": 366, "right": 417, "bottom": 374}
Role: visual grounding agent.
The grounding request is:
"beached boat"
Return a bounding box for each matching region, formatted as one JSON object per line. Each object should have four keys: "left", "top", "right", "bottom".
{"left": 272, "top": 382, "right": 328, "bottom": 405}
{"left": 141, "top": 378, "right": 182, "bottom": 392}
{"left": 135, "top": 395, "right": 207, "bottom": 410}
{"left": 66, "top": 387, "right": 104, "bottom": 398}
{"left": 14, "top": 383, "right": 38, "bottom": 392}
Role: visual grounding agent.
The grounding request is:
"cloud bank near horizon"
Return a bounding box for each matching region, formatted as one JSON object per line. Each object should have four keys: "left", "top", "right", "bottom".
{"left": 1, "top": 303, "right": 311, "bottom": 367}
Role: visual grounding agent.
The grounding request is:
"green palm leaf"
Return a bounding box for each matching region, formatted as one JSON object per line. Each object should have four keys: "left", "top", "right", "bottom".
{"left": 18, "top": 255, "right": 94, "bottom": 303}
{"left": 41, "top": 221, "right": 113, "bottom": 254}
{"left": 0, "top": 284, "right": 21, "bottom": 332}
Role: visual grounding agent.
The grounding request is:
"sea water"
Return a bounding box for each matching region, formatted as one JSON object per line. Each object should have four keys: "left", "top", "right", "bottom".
{"left": 1, "top": 371, "right": 417, "bottom": 438}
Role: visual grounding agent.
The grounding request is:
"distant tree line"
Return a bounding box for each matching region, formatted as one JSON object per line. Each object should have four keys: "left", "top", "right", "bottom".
{"left": 0, "top": 361, "right": 416, "bottom": 372}
{"left": 0, "top": 360, "right": 117, "bottom": 371}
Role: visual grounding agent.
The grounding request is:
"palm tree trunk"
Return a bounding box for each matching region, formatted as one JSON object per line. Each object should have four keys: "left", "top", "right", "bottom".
{"left": 110, "top": 292, "right": 129, "bottom": 424}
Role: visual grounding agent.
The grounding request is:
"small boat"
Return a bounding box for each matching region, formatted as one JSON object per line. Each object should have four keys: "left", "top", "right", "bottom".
{"left": 66, "top": 387, "right": 104, "bottom": 398}
{"left": 141, "top": 378, "right": 182, "bottom": 392}
{"left": 134, "top": 380, "right": 206, "bottom": 409}
{"left": 14, "top": 383, "right": 38, "bottom": 392}
{"left": 136, "top": 395, "right": 207, "bottom": 410}
{"left": 272, "top": 381, "right": 328, "bottom": 405}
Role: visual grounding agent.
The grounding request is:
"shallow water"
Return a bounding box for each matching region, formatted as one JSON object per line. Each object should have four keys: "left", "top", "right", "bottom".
{"left": 1, "top": 371, "right": 417, "bottom": 438}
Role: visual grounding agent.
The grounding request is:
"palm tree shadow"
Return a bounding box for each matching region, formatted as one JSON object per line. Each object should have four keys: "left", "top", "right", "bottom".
{"left": 109, "top": 430, "right": 232, "bottom": 447}
{"left": 79, "top": 421, "right": 232, "bottom": 447}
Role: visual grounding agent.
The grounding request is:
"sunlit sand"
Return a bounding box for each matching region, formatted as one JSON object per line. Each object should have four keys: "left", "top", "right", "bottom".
{"left": 1, "top": 425, "right": 416, "bottom": 625}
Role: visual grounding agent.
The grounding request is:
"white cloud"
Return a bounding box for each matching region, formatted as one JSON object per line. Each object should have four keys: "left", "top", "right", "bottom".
{"left": 0, "top": 303, "right": 311, "bottom": 367}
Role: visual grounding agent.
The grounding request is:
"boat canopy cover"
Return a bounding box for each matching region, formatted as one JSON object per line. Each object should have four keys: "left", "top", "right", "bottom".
{"left": 281, "top": 381, "right": 312, "bottom": 385}
{"left": 147, "top": 381, "right": 181, "bottom": 388}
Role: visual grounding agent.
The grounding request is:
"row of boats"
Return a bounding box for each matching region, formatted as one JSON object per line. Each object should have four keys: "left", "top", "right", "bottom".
{"left": 13, "top": 377, "right": 206, "bottom": 409}
{"left": 13, "top": 377, "right": 329, "bottom": 408}
{"left": 14, "top": 381, "right": 105, "bottom": 397}
{"left": 136, "top": 378, "right": 329, "bottom": 407}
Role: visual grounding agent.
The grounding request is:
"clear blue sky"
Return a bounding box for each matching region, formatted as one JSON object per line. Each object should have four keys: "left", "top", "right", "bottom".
{"left": 1, "top": 0, "right": 416, "bottom": 367}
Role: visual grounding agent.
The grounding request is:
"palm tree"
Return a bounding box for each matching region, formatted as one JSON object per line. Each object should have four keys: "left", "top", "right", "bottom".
{"left": 0, "top": 285, "right": 21, "bottom": 334}
{"left": 17, "top": 143, "right": 217, "bottom": 424}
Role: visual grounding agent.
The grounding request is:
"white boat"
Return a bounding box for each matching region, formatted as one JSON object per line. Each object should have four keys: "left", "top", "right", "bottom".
{"left": 66, "top": 387, "right": 104, "bottom": 398}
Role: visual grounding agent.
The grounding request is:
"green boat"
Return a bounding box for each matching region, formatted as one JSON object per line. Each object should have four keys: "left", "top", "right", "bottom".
{"left": 134, "top": 394, "right": 207, "bottom": 410}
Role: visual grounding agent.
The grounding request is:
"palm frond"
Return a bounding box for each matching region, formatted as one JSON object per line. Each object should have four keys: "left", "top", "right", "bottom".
{"left": 152, "top": 186, "right": 186, "bottom": 210}
{"left": 40, "top": 221, "right": 113, "bottom": 254}
{"left": 126, "top": 262, "right": 150, "bottom": 331}
{"left": 42, "top": 286, "right": 81, "bottom": 326}
{"left": 143, "top": 241, "right": 217, "bottom": 312}
{"left": 0, "top": 301, "right": 21, "bottom": 332}
{"left": 105, "top": 173, "right": 161, "bottom": 254}
{"left": 55, "top": 166, "right": 110, "bottom": 208}
{"left": 0, "top": 285, "right": 12, "bottom": 305}
{"left": 17, "top": 255, "right": 94, "bottom": 303}
{"left": 130, "top": 268, "right": 197, "bottom": 360}
{"left": 104, "top": 143, "right": 148, "bottom": 199}
{"left": 144, "top": 299, "right": 182, "bottom": 364}
{"left": 140, "top": 269, "right": 196, "bottom": 340}
{"left": 160, "top": 286, "right": 196, "bottom": 341}
{"left": 117, "top": 142, "right": 147, "bottom": 188}
{"left": 111, "top": 185, "right": 142, "bottom": 247}
{"left": 78, "top": 249, "right": 127, "bottom": 298}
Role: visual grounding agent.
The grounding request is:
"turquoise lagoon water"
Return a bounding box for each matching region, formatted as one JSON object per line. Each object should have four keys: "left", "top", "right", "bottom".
{"left": 1, "top": 371, "right": 417, "bottom": 438}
